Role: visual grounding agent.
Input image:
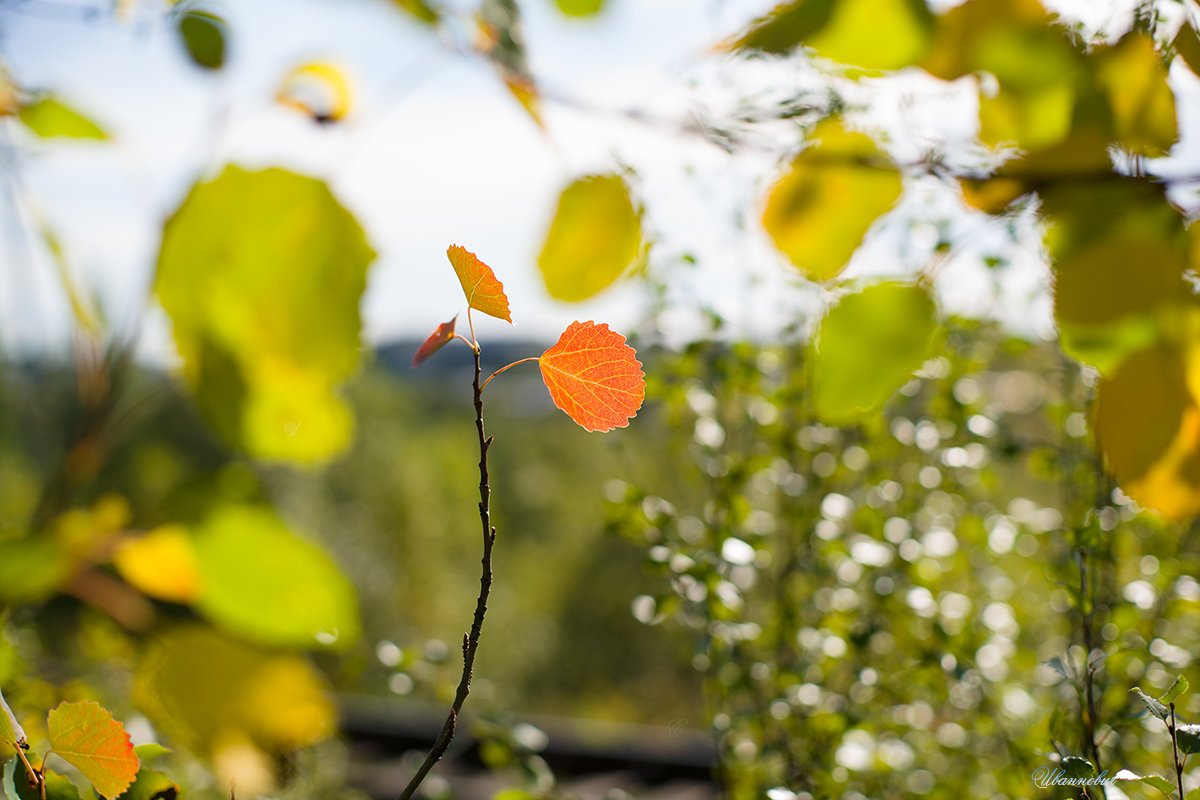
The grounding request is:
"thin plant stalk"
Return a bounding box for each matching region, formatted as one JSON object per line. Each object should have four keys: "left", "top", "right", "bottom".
{"left": 1171, "top": 703, "right": 1185, "bottom": 800}
{"left": 398, "top": 339, "right": 498, "bottom": 800}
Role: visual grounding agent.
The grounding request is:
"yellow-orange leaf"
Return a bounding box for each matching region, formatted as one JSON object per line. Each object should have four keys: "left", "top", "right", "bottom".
{"left": 412, "top": 316, "right": 458, "bottom": 367}
{"left": 47, "top": 700, "right": 139, "bottom": 799}
{"left": 447, "top": 245, "right": 512, "bottom": 323}
{"left": 538, "top": 321, "right": 644, "bottom": 432}
{"left": 113, "top": 524, "right": 201, "bottom": 604}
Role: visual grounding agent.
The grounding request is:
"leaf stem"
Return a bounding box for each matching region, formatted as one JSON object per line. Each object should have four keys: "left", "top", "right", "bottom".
{"left": 479, "top": 357, "right": 540, "bottom": 393}
{"left": 1171, "top": 702, "right": 1185, "bottom": 800}
{"left": 398, "top": 343, "right": 497, "bottom": 800}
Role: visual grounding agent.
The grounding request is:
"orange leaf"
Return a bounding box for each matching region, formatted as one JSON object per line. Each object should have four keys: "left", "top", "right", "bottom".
{"left": 447, "top": 245, "right": 512, "bottom": 323}
{"left": 412, "top": 315, "right": 458, "bottom": 367}
{"left": 47, "top": 700, "right": 139, "bottom": 798}
{"left": 538, "top": 321, "right": 644, "bottom": 432}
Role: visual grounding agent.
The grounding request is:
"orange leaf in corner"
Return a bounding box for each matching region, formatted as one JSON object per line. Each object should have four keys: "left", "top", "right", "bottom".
{"left": 447, "top": 245, "right": 512, "bottom": 323}
{"left": 412, "top": 315, "right": 458, "bottom": 367}
{"left": 538, "top": 321, "right": 645, "bottom": 432}
{"left": 47, "top": 700, "right": 139, "bottom": 798}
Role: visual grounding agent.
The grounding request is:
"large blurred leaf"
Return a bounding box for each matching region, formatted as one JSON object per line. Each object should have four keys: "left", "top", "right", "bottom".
{"left": 1094, "top": 342, "right": 1200, "bottom": 520}
{"left": 135, "top": 627, "right": 335, "bottom": 764}
{"left": 1094, "top": 31, "right": 1177, "bottom": 157}
{"left": 155, "top": 166, "right": 375, "bottom": 464}
{"left": 113, "top": 524, "right": 200, "bottom": 604}
{"left": 176, "top": 8, "right": 227, "bottom": 70}
{"left": 762, "top": 119, "right": 901, "bottom": 281}
{"left": 46, "top": 701, "right": 138, "bottom": 799}
{"left": 1173, "top": 23, "right": 1200, "bottom": 77}
{"left": 538, "top": 175, "right": 643, "bottom": 301}
{"left": 17, "top": 96, "right": 107, "bottom": 140}
{"left": 922, "top": 0, "right": 1084, "bottom": 150}
{"left": 1042, "top": 180, "right": 1191, "bottom": 373}
{"left": 810, "top": 282, "right": 940, "bottom": 424}
{"left": 193, "top": 505, "right": 360, "bottom": 650}
{"left": 731, "top": 0, "right": 932, "bottom": 70}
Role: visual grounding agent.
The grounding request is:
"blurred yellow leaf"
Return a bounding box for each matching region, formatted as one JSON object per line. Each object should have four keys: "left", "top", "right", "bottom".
{"left": 538, "top": 174, "right": 643, "bottom": 302}
{"left": 1094, "top": 342, "right": 1200, "bottom": 520}
{"left": 810, "top": 281, "right": 940, "bottom": 424}
{"left": 193, "top": 505, "right": 360, "bottom": 650}
{"left": 156, "top": 166, "right": 376, "bottom": 464}
{"left": 392, "top": 0, "right": 440, "bottom": 24}
{"left": 762, "top": 119, "right": 901, "bottom": 281}
{"left": 135, "top": 627, "right": 335, "bottom": 763}
{"left": 730, "top": 0, "right": 932, "bottom": 70}
{"left": 18, "top": 96, "right": 108, "bottom": 140}
{"left": 113, "top": 525, "right": 200, "bottom": 604}
{"left": 1094, "top": 31, "right": 1177, "bottom": 157}
{"left": 277, "top": 61, "right": 352, "bottom": 123}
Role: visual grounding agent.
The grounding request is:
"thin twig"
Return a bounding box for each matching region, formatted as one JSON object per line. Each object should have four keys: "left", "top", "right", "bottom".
{"left": 398, "top": 343, "right": 497, "bottom": 800}
{"left": 1171, "top": 703, "right": 1185, "bottom": 800}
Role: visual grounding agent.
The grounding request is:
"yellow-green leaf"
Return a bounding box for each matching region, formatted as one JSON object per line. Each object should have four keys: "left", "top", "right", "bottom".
{"left": 135, "top": 626, "right": 336, "bottom": 760}
{"left": 18, "top": 96, "right": 107, "bottom": 140}
{"left": 155, "top": 165, "right": 375, "bottom": 464}
{"left": 762, "top": 119, "right": 901, "bottom": 281}
{"left": 113, "top": 524, "right": 201, "bottom": 604}
{"left": 810, "top": 281, "right": 940, "bottom": 424}
{"left": 1094, "top": 31, "right": 1177, "bottom": 157}
{"left": 554, "top": 0, "right": 605, "bottom": 17}
{"left": 46, "top": 700, "right": 139, "bottom": 799}
{"left": 731, "top": 0, "right": 932, "bottom": 70}
{"left": 392, "top": 0, "right": 440, "bottom": 24}
{"left": 1094, "top": 342, "right": 1200, "bottom": 521}
{"left": 538, "top": 174, "right": 643, "bottom": 302}
{"left": 193, "top": 505, "right": 360, "bottom": 650}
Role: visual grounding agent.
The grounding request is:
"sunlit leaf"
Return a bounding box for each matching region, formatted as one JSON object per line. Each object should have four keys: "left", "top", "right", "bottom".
{"left": 1178, "top": 724, "right": 1200, "bottom": 755}
{"left": 1060, "top": 756, "right": 1095, "bottom": 779}
{"left": 554, "top": 0, "right": 604, "bottom": 17}
{"left": 762, "top": 119, "right": 901, "bottom": 281}
{"left": 412, "top": 316, "right": 458, "bottom": 367}
{"left": 135, "top": 627, "right": 335, "bottom": 761}
{"left": 1095, "top": 345, "right": 1200, "bottom": 521}
{"left": 810, "top": 282, "right": 940, "bottom": 424}
{"left": 392, "top": 0, "right": 440, "bottom": 24}
{"left": 176, "top": 8, "right": 227, "bottom": 70}
{"left": 1139, "top": 774, "right": 1181, "bottom": 798}
{"left": 46, "top": 701, "right": 138, "bottom": 799}
{"left": 1094, "top": 31, "right": 1177, "bottom": 157}
{"left": 538, "top": 321, "right": 645, "bottom": 432}
{"left": 18, "top": 96, "right": 107, "bottom": 140}
{"left": 277, "top": 61, "right": 352, "bottom": 123}
{"left": 156, "top": 165, "right": 375, "bottom": 464}
{"left": 113, "top": 524, "right": 201, "bottom": 604}
{"left": 193, "top": 505, "right": 360, "bottom": 649}
{"left": 447, "top": 245, "right": 512, "bottom": 322}
{"left": 1161, "top": 676, "right": 1190, "bottom": 705}
{"left": 538, "top": 174, "right": 643, "bottom": 302}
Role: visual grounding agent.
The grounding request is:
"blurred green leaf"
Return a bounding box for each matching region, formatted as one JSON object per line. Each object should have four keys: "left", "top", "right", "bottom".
{"left": 392, "top": 0, "right": 440, "bottom": 24}
{"left": 554, "top": 0, "right": 604, "bottom": 17}
{"left": 731, "top": 0, "right": 932, "bottom": 70}
{"left": 762, "top": 119, "right": 901, "bottom": 281}
{"left": 1060, "top": 756, "right": 1095, "bottom": 779}
{"left": 155, "top": 165, "right": 376, "bottom": 464}
{"left": 538, "top": 174, "right": 643, "bottom": 301}
{"left": 176, "top": 9, "right": 227, "bottom": 70}
{"left": 1094, "top": 31, "right": 1176, "bottom": 157}
{"left": 131, "top": 743, "right": 171, "bottom": 762}
{"left": 193, "top": 505, "right": 360, "bottom": 650}
{"left": 135, "top": 626, "right": 336, "bottom": 759}
{"left": 1139, "top": 774, "right": 1180, "bottom": 798}
{"left": 122, "top": 767, "right": 179, "bottom": 800}
{"left": 1173, "top": 22, "right": 1200, "bottom": 76}
{"left": 810, "top": 282, "right": 940, "bottom": 424}
{"left": 17, "top": 97, "right": 107, "bottom": 140}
